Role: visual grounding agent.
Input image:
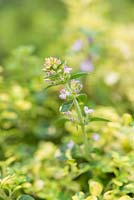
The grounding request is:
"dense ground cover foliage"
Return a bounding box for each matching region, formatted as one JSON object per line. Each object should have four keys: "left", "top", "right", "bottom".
{"left": 0, "top": 0, "right": 134, "bottom": 199}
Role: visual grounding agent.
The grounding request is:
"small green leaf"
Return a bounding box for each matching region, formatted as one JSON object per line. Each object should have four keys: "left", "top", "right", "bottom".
{"left": 72, "top": 192, "right": 85, "bottom": 200}
{"left": 54, "top": 117, "right": 69, "bottom": 125}
{"left": 44, "top": 85, "right": 54, "bottom": 90}
{"left": 123, "top": 183, "right": 134, "bottom": 193}
{"left": 18, "top": 195, "right": 35, "bottom": 200}
{"left": 103, "top": 190, "right": 114, "bottom": 200}
{"left": 122, "top": 113, "right": 133, "bottom": 126}
{"left": 57, "top": 60, "right": 65, "bottom": 70}
{"left": 89, "top": 180, "right": 103, "bottom": 196}
{"left": 44, "top": 83, "right": 59, "bottom": 90}
{"left": 89, "top": 117, "right": 110, "bottom": 122}
{"left": 59, "top": 100, "right": 73, "bottom": 112}
{"left": 46, "top": 73, "right": 59, "bottom": 80}
{"left": 118, "top": 196, "right": 132, "bottom": 200}
{"left": 86, "top": 196, "right": 97, "bottom": 200}
{"left": 77, "top": 93, "right": 88, "bottom": 103}
{"left": 71, "top": 72, "right": 88, "bottom": 79}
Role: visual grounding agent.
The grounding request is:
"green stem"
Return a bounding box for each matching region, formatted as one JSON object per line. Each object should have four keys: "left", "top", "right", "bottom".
{"left": 66, "top": 83, "right": 89, "bottom": 159}
{"left": 82, "top": 124, "right": 89, "bottom": 158}
{"left": 73, "top": 97, "right": 83, "bottom": 125}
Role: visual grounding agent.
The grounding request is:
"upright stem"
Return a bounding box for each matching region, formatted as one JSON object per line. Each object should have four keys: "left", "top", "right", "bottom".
{"left": 73, "top": 97, "right": 83, "bottom": 125}
{"left": 82, "top": 124, "right": 89, "bottom": 159}
{"left": 66, "top": 83, "right": 89, "bottom": 159}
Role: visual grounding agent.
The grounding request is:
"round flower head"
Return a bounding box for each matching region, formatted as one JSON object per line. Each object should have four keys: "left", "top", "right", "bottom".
{"left": 84, "top": 106, "right": 94, "bottom": 114}
{"left": 43, "top": 57, "right": 72, "bottom": 85}
{"left": 43, "top": 57, "right": 61, "bottom": 71}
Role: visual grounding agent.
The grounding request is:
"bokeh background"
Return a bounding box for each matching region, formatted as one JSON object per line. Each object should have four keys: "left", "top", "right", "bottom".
{"left": 0, "top": 0, "right": 134, "bottom": 199}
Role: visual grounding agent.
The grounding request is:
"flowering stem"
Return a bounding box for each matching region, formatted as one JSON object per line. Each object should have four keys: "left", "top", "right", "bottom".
{"left": 66, "top": 83, "right": 89, "bottom": 159}
{"left": 43, "top": 57, "right": 90, "bottom": 160}
{"left": 74, "top": 98, "right": 89, "bottom": 159}
{"left": 73, "top": 97, "right": 83, "bottom": 125}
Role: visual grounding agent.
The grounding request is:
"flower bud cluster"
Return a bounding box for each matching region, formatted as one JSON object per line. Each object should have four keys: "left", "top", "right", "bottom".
{"left": 59, "top": 80, "right": 83, "bottom": 101}
{"left": 43, "top": 57, "right": 72, "bottom": 85}
{"left": 70, "top": 80, "right": 83, "bottom": 94}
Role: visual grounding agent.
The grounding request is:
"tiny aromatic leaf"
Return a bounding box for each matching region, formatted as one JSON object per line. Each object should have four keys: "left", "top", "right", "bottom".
{"left": 47, "top": 73, "right": 59, "bottom": 80}
{"left": 85, "top": 196, "right": 97, "bottom": 200}
{"left": 59, "top": 100, "right": 73, "bottom": 112}
{"left": 54, "top": 117, "right": 69, "bottom": 125}
{"left": 18, "top": 195, "right": 35, "bottom": 200}
{"left": 72, "top": 192, "right": 85, "bottom": 200}
{"left": 45, "top": 83, "right": 59, "bottom": 90}
{"left": 77, "top": 93, "right": 88, "bottom": 103}
{"left": 89, "top": 117, "right": 110, "bottom": 122}
{"left": 118, "top": 196, "right": 132, "bottom": 200}
{"left": 71, "top": 72, "right": 88, "bottom": 79}
{"left": 44, "top": 85, "right": 54, "bottom": 90}
{"left": 89, "top": 180, "right": 103, "bottom": 196}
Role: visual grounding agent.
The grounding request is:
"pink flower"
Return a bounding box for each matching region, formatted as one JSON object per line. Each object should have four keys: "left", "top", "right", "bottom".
{"left": 80, "top": 59, "right": 94, "bottom": 72}
{"left": 92, "top": 133, "right": 100, "bottom": 141}
{"left": 84, "top": 106, "right": 94, "bottom": 114}
{"left": 67, "top": 140, "right": 75, "bottom": 149}
{"left": 65, "top": 111, "right": 71, "bottom": 115}
{"left": 71, "top": 39, "right": 83, "bottom": 52}
{"left": 59, "top": 89, "right": 70, "bottom": 100}
{"left": 64, "top": 65, "right": 72, "bottom": 74}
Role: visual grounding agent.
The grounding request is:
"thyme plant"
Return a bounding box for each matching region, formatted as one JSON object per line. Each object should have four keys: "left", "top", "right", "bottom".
{"left": 43, "top": 57, "right": 108, "bottom": 160}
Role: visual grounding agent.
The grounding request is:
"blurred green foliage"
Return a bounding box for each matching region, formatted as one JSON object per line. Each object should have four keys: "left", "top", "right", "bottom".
{"left": 0, "top": 0, "right": 67, "bottom": 60}
{"left": 0, "top": 0, "right": 134, "bottom": 199}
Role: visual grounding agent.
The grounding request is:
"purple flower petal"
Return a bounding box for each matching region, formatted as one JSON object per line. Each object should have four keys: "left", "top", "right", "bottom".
{"left": 71, "top": 39, "right": 83, "bottom": 52}
{"left": 87, "top": 36, "right": 94, "bottom": 44}
{"left": 84, "top": 106, "right": 94, "bottom": 114}
{"left": 80, "top": 60, "right": 94, "bottom": 72}
{"left": 92, "top": 133, "right": 100, "bottom": 141}
{"left": 64, "top": 65, "right": 72, "bottom": 74}
{"left": 59, "top": 88, "right": 70, "bottom": 100}
{"left": 67, "top": 140, "right": 75, "bottom": 149}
